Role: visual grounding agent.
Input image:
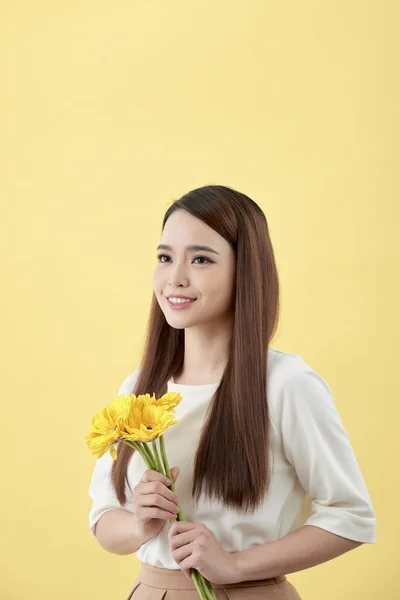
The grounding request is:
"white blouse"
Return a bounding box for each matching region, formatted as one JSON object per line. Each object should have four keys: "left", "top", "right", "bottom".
{"left": 88, "top": 347, "right": 376, "bottom": 568}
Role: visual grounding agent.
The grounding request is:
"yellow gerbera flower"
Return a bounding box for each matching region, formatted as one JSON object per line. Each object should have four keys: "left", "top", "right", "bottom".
{"left": 125, "top": 391, "right": 182, "bottom": 411}
{"left": 85, "top": 404, "right": 121, "bottom": 459}
{"left": 120, "top": 402, "right": 178, "bottom": 443}
{"left": 85, "top": 392, "right": 183, "bottom": 458}
{"left": 152, "top": 391, "right": 182, "bottom": 410}
{"left": 85, "top": 393, "right": 137, "bottom": 458}
{"left": 112, "top": 393, "right": 134, "bottom": 421}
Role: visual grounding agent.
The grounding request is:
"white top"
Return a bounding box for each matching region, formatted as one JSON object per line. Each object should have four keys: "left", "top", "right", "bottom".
{"left": 88, "top": 347, "right": 376, "bottom": 568}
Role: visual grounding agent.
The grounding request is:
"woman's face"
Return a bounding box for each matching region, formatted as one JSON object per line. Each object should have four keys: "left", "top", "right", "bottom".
{"left": 152, "top": 210, "right": 236, "bottom": 330}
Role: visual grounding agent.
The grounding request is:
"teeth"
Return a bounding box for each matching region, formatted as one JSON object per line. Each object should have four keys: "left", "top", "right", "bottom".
{"left": 169, "top": 298, "right": 194, "bottom": 304}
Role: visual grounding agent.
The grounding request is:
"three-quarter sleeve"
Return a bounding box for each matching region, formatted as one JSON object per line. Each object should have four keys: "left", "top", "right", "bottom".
{"left": 88, "top": 368, "right": 140, "bottom": 536}
{"left": 279, "top": 368, "right": 376, "bottom": 543}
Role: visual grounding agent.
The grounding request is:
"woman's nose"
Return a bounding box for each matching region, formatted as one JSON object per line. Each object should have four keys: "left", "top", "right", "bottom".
{"left": 168, "top": 263, "right": 189, "bottom": 286}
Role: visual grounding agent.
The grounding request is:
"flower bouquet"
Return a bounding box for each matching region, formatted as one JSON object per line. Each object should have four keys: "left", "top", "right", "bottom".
{"left": 85, "top": 390, "right": 217, "bottom": 600}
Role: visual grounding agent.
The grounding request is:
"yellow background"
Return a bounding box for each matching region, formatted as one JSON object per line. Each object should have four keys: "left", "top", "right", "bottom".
{"left": 1, "top": 1, "right": 398, "bottom": 599}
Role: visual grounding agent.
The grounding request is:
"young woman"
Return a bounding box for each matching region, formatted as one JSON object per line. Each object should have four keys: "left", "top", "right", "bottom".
{"left": 88, "top": 185, "right": 376, "bottom": 599}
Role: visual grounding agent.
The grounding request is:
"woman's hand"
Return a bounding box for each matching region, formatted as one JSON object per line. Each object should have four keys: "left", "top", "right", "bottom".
{"left": 168, "top": 520, "right": 238, "bottom": 585}
{"left": 132, "top": 467, "right": 180, "bottom": 541}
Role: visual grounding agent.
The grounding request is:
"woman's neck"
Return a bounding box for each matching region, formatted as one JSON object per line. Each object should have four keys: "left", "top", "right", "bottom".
{"left": 172, "top": 370, "right": 223, "bottom": 386}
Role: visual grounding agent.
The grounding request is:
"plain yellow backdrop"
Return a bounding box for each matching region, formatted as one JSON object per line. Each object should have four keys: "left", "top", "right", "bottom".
{"left": 1, "top": 1, "right": 398, "bottom": 599}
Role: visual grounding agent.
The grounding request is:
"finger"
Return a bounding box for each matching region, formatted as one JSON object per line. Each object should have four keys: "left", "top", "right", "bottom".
{"left": 171, "top": 541, "right": 194, "bottom": 564}
{"left": 135, "top": 469, "right": 178, "bottom": 502}
{"left": 168, "top": 520, "right": 196, "bottom": 539}
{"left": 138, "top": 492, "right": 179, "bottom": 516}
{"left": 163, "top": 467, "right": 180, "bottom": 487}
{"left": 171, "top": 466, "right": 180, "bottom": 482}
{"left": 140, "top": 480, "right": 179, "bottom": 504}
{"left": 140, "top": 506, "right": 179, "bottom": 521}
{"left": 178, "top": 554, "right": 197, "bottom": 575}
{"left": 169, "top": 529, "right": 196, "bottom": 550}
{"left": 141, "top": 469, "right": 171, "bottom": 485}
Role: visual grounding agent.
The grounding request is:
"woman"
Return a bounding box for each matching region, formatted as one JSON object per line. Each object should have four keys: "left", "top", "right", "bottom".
{"left": 88, "top": 185, "right": 376, "bottom": 599}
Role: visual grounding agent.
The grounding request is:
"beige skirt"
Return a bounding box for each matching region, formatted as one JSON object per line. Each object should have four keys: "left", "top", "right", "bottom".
{"left": 125, "top": 562, "right": 303, "bottom": 599}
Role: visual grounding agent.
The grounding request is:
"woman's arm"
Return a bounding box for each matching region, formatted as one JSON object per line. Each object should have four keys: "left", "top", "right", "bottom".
{"left": 232, "top": 524, "right": 362, "bottom": 582}
{"left": 94, "top": 508, "right": 153, "bottom": 555}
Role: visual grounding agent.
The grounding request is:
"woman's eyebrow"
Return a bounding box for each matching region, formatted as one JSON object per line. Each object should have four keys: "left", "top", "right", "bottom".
{"left": 157, "top": 244, "right": 220, "bottom": 255}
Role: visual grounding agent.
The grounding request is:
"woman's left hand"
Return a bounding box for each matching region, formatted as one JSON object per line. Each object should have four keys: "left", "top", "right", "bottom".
{"left": 168, "top": 520, "right": 238, "bottom": 585}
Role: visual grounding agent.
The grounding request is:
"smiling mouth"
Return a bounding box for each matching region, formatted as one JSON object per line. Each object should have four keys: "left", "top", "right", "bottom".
{"left": 167, "top": 298, "right": 197, "bottom": 304}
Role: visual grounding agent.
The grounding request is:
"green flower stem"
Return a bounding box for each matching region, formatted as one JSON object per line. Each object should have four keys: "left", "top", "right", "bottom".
{"left": 200, "top": 575, "right": 217, "bottom": 600}
{"left": 119, "top": 440, "right": 214, "bottom": 599}
{"left": 191, "top": 570, "right": 209, "bottom": 600}
{"left": 160, "top": 435, "right": 216, "bottom": 600}
{"left": 122, "top": 440, "right": 155, "bottom": 470}
{"left": 159, "top": 434, "right": 185, "bottom": 521}
{"left": 123, "top": 438, "right": 216, "bottom": 600}
{"left": 159, "top": 434, "right": 173, "bottom": 484}
{"left": 196, "top": 571, "right": 216, "bottom": 600}
{"left": 151, "top": 437, "right": 164, "bottom": 473}
{"left": 194, "top": 572, "right": 215, "bottom": 600}
{"left": 190, "top": 569, "right": 215, "bottom": 599}
{"left": 141, "top": 440, "right": 157, "bottom": 468}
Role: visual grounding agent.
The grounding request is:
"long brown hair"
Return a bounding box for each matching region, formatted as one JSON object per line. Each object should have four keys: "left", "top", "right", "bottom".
{"left": 111, "top": 184, "right": 280, "bottom": 513}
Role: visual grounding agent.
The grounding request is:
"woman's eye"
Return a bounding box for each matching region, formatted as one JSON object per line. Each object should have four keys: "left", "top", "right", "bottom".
{"left": 193, "top": 256, "right": 212, "bottom": 265}
{"left": 156, "top": 254, "right": 212, "bottom": 265}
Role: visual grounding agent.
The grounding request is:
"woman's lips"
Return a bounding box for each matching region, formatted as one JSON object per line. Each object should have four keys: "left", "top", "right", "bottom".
{"left": 167, "top": 298, "right": 197, "bottom": 310}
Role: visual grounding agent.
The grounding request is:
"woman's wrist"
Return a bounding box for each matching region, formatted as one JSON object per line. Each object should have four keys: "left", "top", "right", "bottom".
{"left": 226, "top": 550, "right": 247, "bottom": 584}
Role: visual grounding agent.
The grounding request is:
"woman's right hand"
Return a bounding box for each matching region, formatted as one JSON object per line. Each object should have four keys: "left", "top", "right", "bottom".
{"left": 132, "top": 466, "right": 180, "bottom": 539}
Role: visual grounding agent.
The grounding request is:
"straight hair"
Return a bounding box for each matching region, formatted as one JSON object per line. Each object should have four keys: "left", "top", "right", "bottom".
{"left": 111, "top": 184, "right": 280, "bottom": 513}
